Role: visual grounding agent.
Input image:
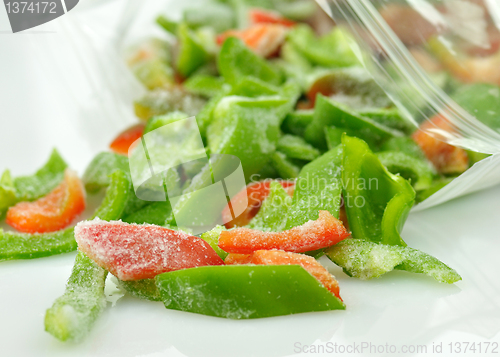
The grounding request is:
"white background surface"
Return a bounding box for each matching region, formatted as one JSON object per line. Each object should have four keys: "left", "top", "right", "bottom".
{"left": 1, "top": 2, "right": 500, "bottom": 357}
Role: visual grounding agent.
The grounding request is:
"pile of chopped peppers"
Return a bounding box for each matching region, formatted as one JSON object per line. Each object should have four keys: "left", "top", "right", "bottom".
{"left": 5, "top": 0, "right": 497, "bottom": 343}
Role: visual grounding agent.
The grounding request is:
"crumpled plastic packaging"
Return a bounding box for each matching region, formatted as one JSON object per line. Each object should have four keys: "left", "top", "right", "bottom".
{"left": 38, "top": 0, "right": 500, "bottom": 211}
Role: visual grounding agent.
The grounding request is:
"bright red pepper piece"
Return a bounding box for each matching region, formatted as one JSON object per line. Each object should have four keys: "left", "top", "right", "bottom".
{"left": 109, "top": 123, "right": 145, "bottom": 156}
{"left": 222, "top": 180, "right": 295, "bottom": 229}
{"left": 6, "top": 169, "right": 85, "bottom": 233}
{"left": 412, "top": 115, "right": 469, "bottom": 174}
{"left": 217, "top": 24, "right": 288, "bottom": 58}
{"left": 249, "top": 9, "right": 296, "bottom": 28}
{"left": 219, "top": 210, "right": 350, "bottom": 254}
{"left": 74, "top": 220, "right": 224, "bottom": 281}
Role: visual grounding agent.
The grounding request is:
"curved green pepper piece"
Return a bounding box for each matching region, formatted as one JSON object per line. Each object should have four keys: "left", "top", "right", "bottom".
{"left": 380, "top": 137, "right": 427, "bottom": 160}
{"left": 305, "top": 95, "right": 402, "bottom": 150}
{"left": 270, "top": 151, "right": 300, "bottom": 179}
{"left": 1, "top": 149, "right": 67, "bottom": 216}
{"left": 0, "top": 170, "right": 17, "bottom": 217}
{"left": 230, "top": 76, "right": 280, "bottom": 97}
{"left": 155, "top": 265, "right": 345, "bottom": 319}
{"left": 218, "top": 37, "right": 282, "bottom": 86}
{"left": 0, "top": 228, "right": 76, "bottom": 261}
{"left": 377, "top": 151, "right": 436, "bottom": 191}
{"left": 277, "top": 134, "right": 320, "bottom": 162}
{"left": 359, "top": 108, "right": 415, "bottom": 135}
{"left": 207, "top": 96, "right": 289, "bottom": 180}
{"left": 183, "top": 74, "right": 227, "bottom": 98}
{"left": 0, "top": 169, "right": 131, "bottom": 261}
{"left": 342, "top": 136, "right": 415, "bottom": 246}
{"left": 123, "top": 201, "right": 172, "bottom": 226}
{"left": 45, "top": 252, "right": 108, "bottom": 342}
{"left": 176, "top": 23, "right": 211, "bottom": 78}
{"left": 325, "top": 239, "right": 461, "bottom": 284}
{"left": 287, "top": 25, "right": 359, "bottom": 68}
{"left": 92, "top": 170, "right": 131, "bottom": 221}
{"left": 282, "top": 109, "right": 314, "bottom": 137}
{"left": 248, "top": 181, "right": 292, "bottom": 232}
{"left": 82, "top": 152, "right": 129, "bottom": 193}
{"left": 285, "top": 145, "right": 343, "bottom": 229}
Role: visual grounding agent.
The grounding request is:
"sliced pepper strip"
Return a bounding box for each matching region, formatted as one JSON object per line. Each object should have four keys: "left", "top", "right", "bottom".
{"left": 218, "top": 210, "right": 350, "bottom": 254}
{"left": 109, "top": 123, "right": 145, "bottom": 156}
{"left": 155, "top": 265, "right": 345, "bottom": 319}
{"left": 285, "top": 145, "right": 343, "bottom": 229}
{"left": 6, "top": 169, "right": 86, "bottom": 233}
{"left": 44, "top": 252, "right": 108, "bottom": 342}
{"left": 342, "top": 135, "right": 415, "bottom": 246}
{"left": 0, "top": 169, "right": 130, "bottom": 261}
{"left": 226, "top": 250, "right": 341, "bottom": 300}
{"left": 75, "top": 220, "right": 224, "bottom": 281}
{"left": 376, "top": 151, "right": 436, "bottom": 191}
{"left": 247, "top": 181, "right": 292, "bottom": 232}
{"left": 325, "top": 239, "right": 461, "bottom": 284}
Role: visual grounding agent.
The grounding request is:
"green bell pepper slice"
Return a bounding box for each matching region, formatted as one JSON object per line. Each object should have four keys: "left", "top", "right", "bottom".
{"left": 143, "top": 111, "right": 189, "bottom": 135}
{"left": 218, "top": 37, "right": 282, "bottom": 86}
{"left": 325, "top": 239, "right": 461, "bottom": 284}
{"left": 207, "top": 95, "right": 291, "bottom": 180}
{"left": 44, "top": 252, "right": 108, "bottom": 342}
{"left": 270, "top": 151, "right": 300, "bottom": 179}
{"left": 287, "top": 25, "right": 359, "bottom": 68}
{"left": 248, "top": 181, "right": 292, "bottom": 232}
{"left": 82, "top": 152, "right": 129, "bottom": 193}
{"left": 305, "top": 95, "right": 401, "bottom": 150}
{"left": 359, "top": 108, "right": 415, "bottom": 135}
{"left": 342, "top": 135, "right": 415, "bottom": 246}
{"left": 0, "top": 149, "right": 68, "bottom": 216}
{"left": 380, "top": 137, "right": 427, "bottom": 160}
{"left": 377, "top": 151, "right": 436, "bottom": 191}
{"left": 0, "top": 169, "right": 131, "bottom": 261}
{"left": 123, "top": 201, "right": 172, "bottom": 226}
{"left": 281, "top": 109, "right": 314, "bottom": 137}
{"left": 285, "top": 145, "right": 343, "bottom": 229}
{"left": 0, "top": 170, "right": 17, "bottom": 217}
{"left": 156, "top": 15, "right": 178, "bottom": 35}
{"left": 183, "top": 74, "right": 227, "bottom": 98}
{"left": 176, "top": 23, "right": 211, "bottom": 78}
{"left": 277, "top": 134, "right": 320, "bottom": 162}
{"left": 182, "top": 2, "right": 235, "bottom": 33}
{"left": 155, "top": 265, "right": 345, "bottom": 319}
{"left": 230, "top": 76, "right": 280, "bottom": 97}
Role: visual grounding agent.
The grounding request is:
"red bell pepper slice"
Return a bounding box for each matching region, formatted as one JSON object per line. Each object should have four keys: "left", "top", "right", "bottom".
{"left": 109, "top": 123, "right": 145, "bottom": 156}
{"left": 219, "top": 210, "right": 350, "bottom": 254}
{"left": 225, "top": 249, "right": 342, "bottom": 299}
{"left": 222, "top": 180, "right": 295, "bottom": 229}
{"left": 217, "top": 23, "right": 288, "bottom": 58}
{"left": 74, "top": 220, "right": 224, "bottom": 281}
{"left": 6, "top": 169, "right": 86, "bottom": 233}
{"left": 249, "top": 9, "right": 296, "bottom": 28}
{"left": 412, "top": 114, "right": 469, "bottom": 174}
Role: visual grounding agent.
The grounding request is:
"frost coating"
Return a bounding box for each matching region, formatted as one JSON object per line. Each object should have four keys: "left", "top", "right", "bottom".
{"left": 45, "top": 252, "right": 108, "bottom": 342}
{"left": 326, "top": 239, "right": 461, "bottom": 283}
{"left": 74, "top": 219, "right": 224, "bottom": 281}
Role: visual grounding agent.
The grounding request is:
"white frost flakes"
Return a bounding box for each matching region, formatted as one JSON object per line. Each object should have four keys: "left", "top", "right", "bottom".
{"left": 74, "top": 220, "right": 221, "bottom": 281}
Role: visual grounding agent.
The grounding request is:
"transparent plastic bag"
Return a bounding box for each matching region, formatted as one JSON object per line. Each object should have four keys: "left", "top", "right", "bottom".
{"left": 53, "top": 0, "right": 500, "bottom": 209}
